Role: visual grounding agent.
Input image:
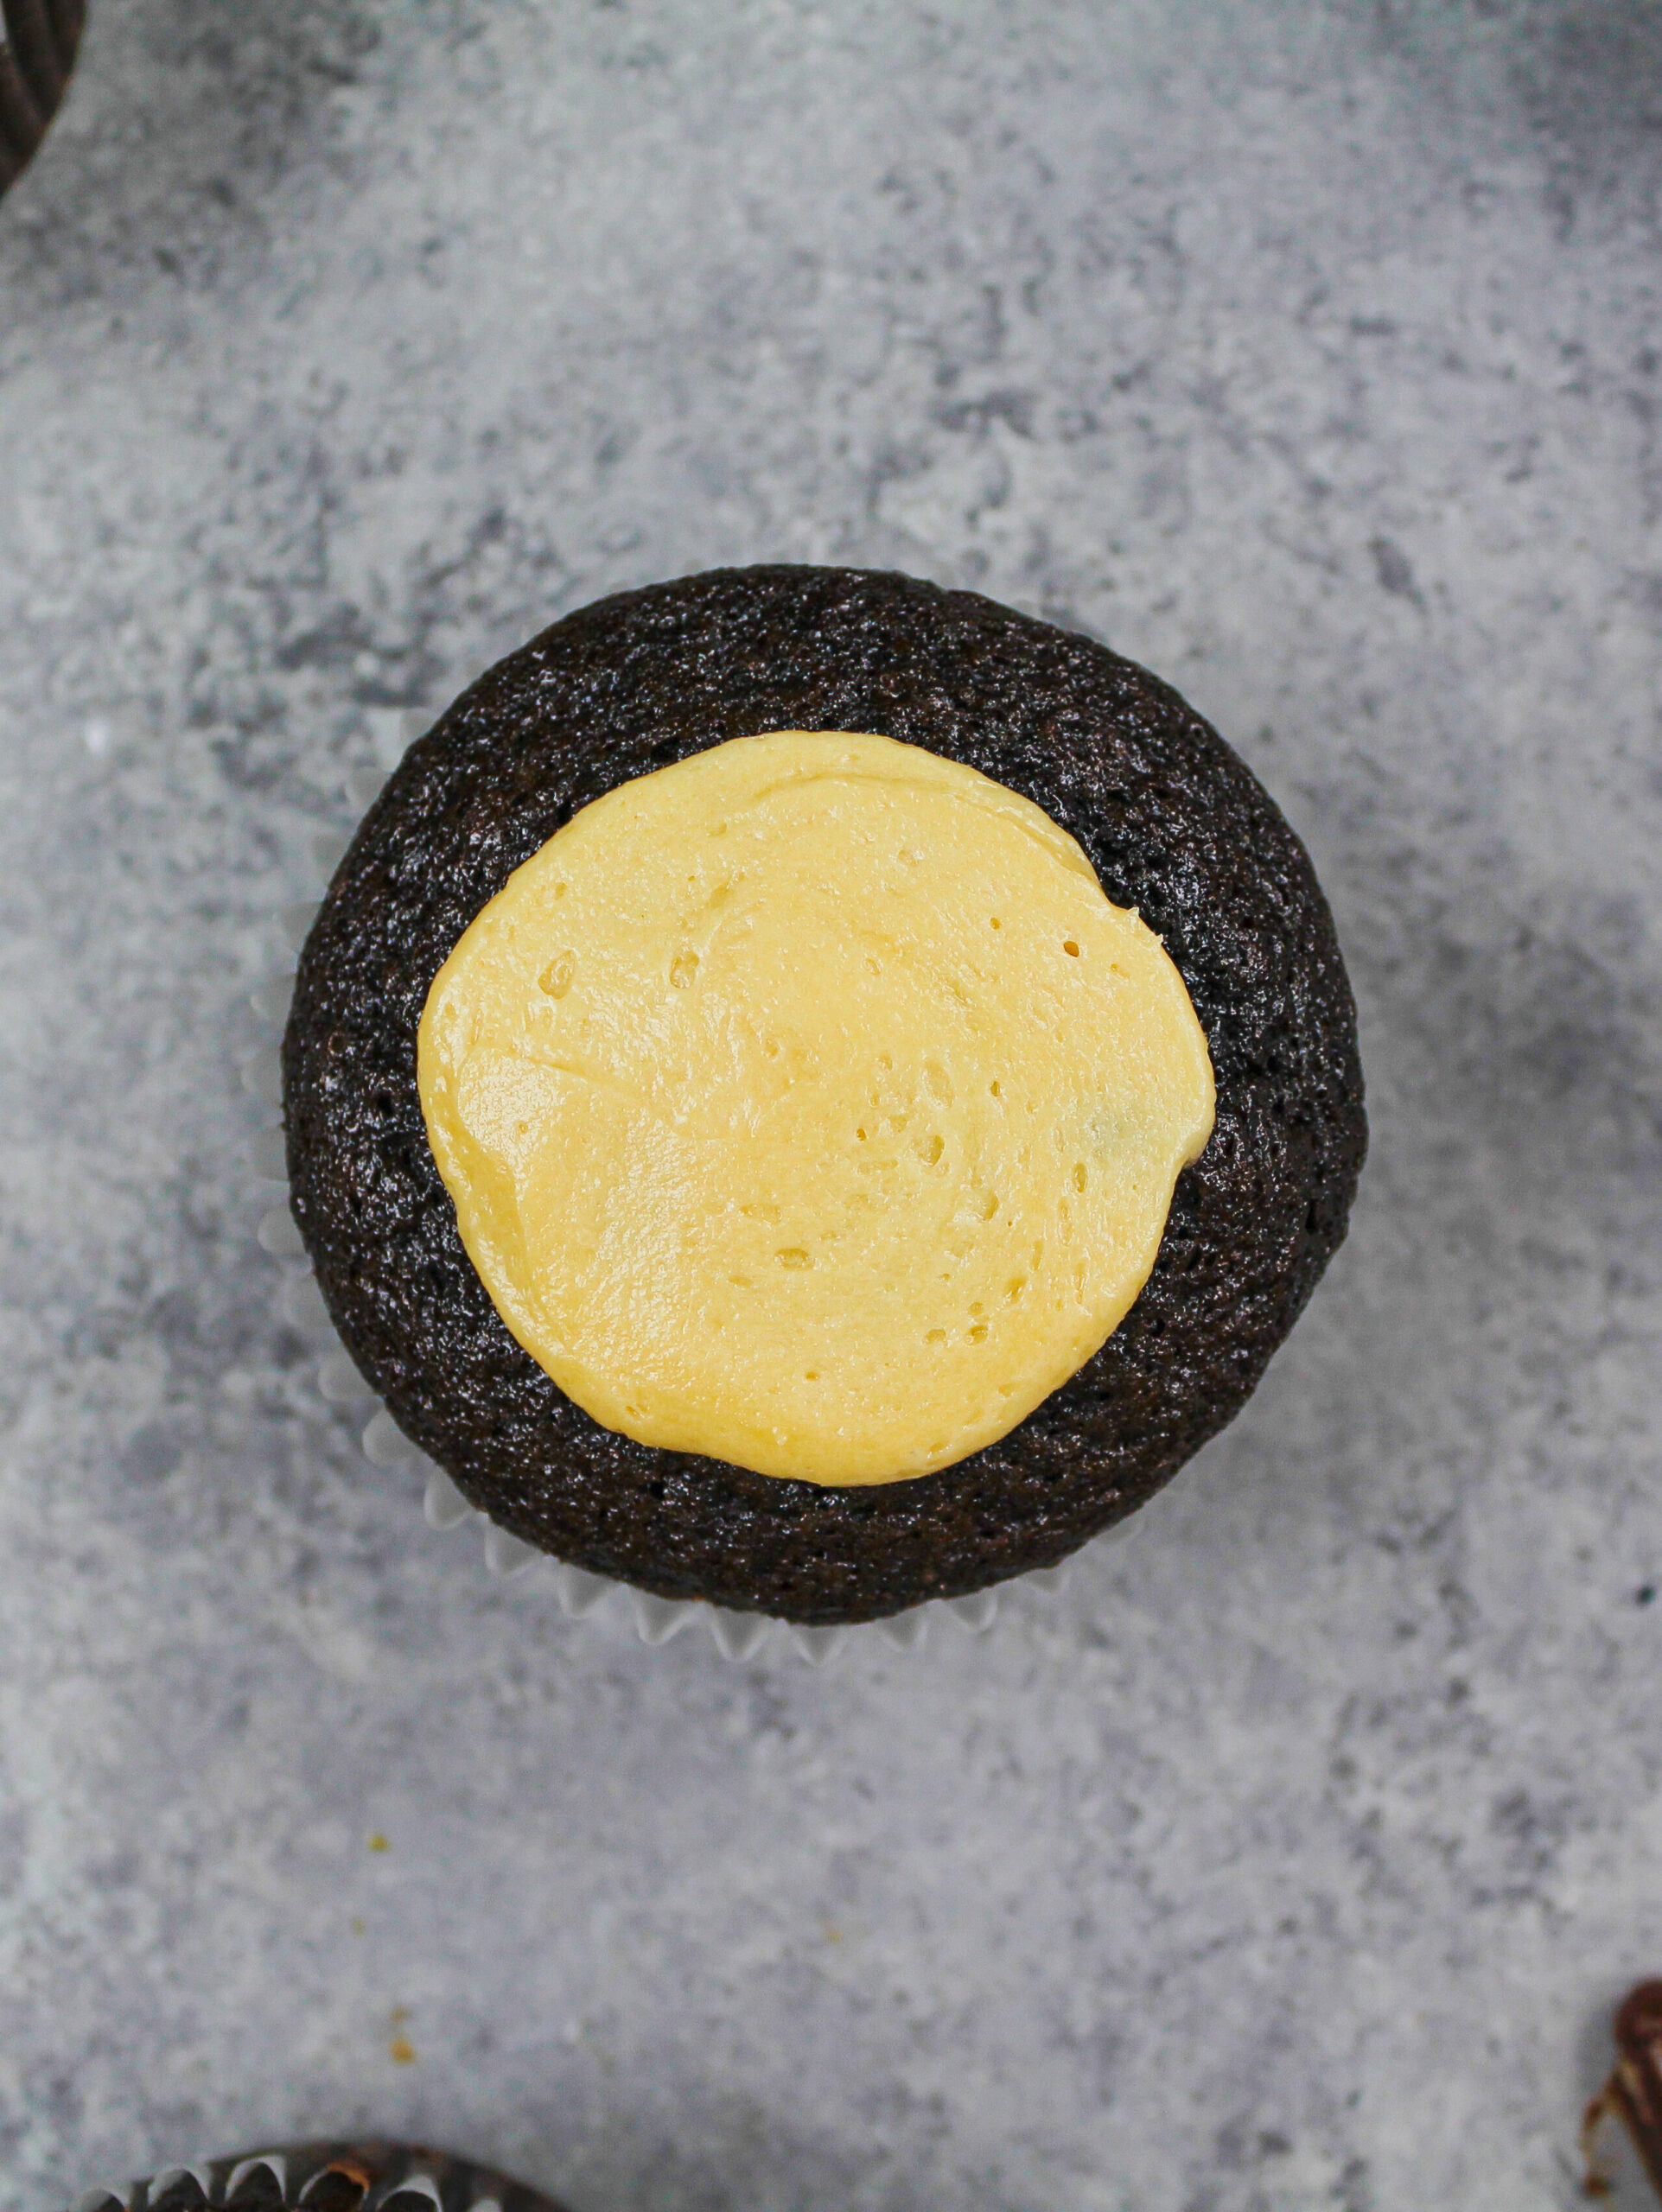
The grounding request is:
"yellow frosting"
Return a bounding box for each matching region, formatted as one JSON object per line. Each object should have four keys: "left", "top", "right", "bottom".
{"left": 417, "top": 730, "right": 1214, "bottom": 1485}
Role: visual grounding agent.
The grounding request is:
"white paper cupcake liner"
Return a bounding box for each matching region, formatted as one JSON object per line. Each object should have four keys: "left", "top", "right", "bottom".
{"left": 241, "top": 719, "right": 1127, "bottom": 1666}
{"left": 69, "top": 2136, "right": 567, "bottom": 2212}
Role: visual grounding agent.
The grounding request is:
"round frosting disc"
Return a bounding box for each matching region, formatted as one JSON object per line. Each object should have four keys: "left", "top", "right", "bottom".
{"left": 417, "top": 729, "right": 1215, "bottom": 1484}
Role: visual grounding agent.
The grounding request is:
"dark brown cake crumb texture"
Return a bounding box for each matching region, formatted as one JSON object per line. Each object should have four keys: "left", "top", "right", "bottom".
{"left": 284, "top": 568, "right": 1366, "bottom": 1623}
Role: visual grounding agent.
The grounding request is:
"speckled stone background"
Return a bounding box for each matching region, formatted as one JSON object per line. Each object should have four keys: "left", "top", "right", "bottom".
{"left": 2, "top": 3, "right": 1659, "bottom": 2207}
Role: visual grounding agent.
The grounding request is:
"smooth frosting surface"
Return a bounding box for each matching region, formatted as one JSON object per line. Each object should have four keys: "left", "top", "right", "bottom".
{"left": 417, "top": 730, "right": 1215, "bottom": 1484}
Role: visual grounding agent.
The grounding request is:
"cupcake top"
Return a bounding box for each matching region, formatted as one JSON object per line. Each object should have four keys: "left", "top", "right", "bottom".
{"left": 418, "top": 728, "right": 1215, "bottom": 1485}
{"left": 285, "top": 566, "right": 1366, "bottom": 1624}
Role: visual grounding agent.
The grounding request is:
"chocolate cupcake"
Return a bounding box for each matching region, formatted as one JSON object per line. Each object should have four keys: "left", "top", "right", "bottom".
{"left": 0, "top": 0, "right": 83, "bottom": 200}
{"left": 69, "top": 2140, "right": 569, "bottom": 2212}
{"left": 281, "top": 567, "right": 1365, "bottom": 1627}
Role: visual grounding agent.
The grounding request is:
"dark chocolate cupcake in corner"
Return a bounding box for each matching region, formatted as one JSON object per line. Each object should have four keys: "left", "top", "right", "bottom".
{"left": 0, "top": 0, "right": 84, "bottom": 200}
{"left": 283, "top": 567, "right": 1366, "bottom": 1625}
{"left": 68, "top": 2139, "right": 571, "bottom": 2212}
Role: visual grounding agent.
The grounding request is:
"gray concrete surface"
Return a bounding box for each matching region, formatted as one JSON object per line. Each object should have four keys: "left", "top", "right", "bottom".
{"left": 2, "top": 2, "right": 1660, "bottom": 2206}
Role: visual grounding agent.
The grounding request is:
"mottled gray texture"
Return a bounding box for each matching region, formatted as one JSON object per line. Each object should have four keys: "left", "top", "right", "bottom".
{"left": 0, "top": 3, "right": 1659, "bottom": 2208}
